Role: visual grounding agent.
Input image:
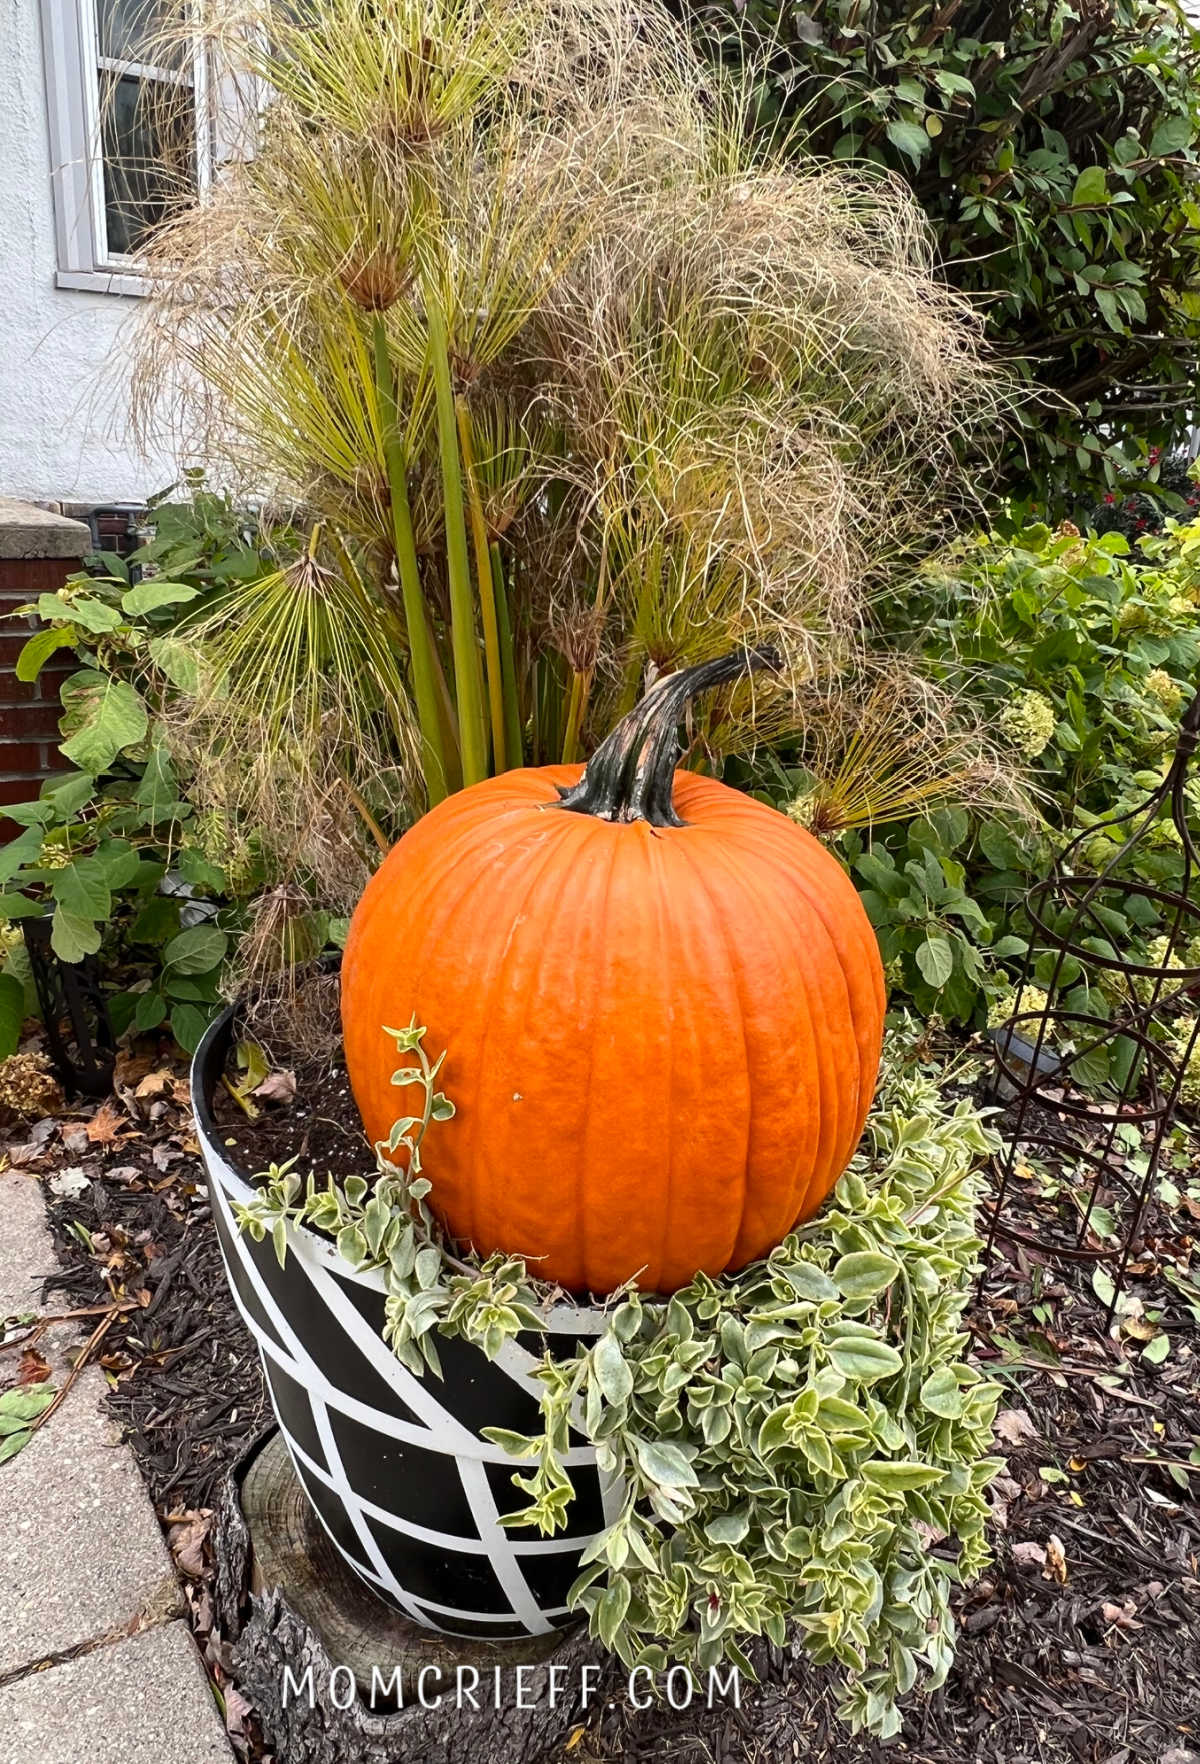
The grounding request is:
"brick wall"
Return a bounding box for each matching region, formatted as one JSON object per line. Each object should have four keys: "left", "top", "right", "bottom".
{"left": 0, "top": 502, "right": 92, "bottom": 838}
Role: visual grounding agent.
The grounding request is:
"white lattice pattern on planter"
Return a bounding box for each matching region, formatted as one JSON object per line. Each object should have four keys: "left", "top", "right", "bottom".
{"left": 203, "top": 1139, "right": 616, "bottom": 1639}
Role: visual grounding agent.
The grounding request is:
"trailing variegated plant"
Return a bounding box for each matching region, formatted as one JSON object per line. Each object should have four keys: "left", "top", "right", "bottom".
{"left": 235, "top": 1022, "right": 1002, "bottom": 1737}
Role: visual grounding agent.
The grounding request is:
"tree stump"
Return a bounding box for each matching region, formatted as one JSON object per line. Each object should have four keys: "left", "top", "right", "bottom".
{"left": 213, "top": 1430, "right": 611, "bottom": 1764}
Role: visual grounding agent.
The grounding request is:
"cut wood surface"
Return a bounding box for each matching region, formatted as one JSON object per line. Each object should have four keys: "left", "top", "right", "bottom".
{"left": 214, "top": 1429, "right": 608, "bottom": 1764}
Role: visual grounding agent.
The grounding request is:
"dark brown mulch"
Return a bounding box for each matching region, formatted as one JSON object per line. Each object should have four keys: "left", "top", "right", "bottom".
{"left": 3, "top": 1031, "right": 1198, "bottom": 1764}
{"left": 7, "top": 1047, "right": 272, "bottom": 1508}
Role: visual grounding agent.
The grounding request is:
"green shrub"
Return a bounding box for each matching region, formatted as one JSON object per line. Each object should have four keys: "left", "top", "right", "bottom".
{"left": 689, "top": 0, "right": 1200, "bottom": 505}
{"left": 785, "top": 519, "right": 1200, "bottom": 1029}
{"left": 0, "top": 490, "right": 287, "bottom": 1052}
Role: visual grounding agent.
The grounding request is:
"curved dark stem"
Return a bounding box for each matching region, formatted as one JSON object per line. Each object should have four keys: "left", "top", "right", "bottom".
{"left": 556, "top": 646, "right": 782, "bottom": 828}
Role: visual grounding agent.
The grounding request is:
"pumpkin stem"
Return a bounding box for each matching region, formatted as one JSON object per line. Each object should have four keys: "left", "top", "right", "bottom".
{"left": 557, "top": 646, "right": 782, "bottom": 827}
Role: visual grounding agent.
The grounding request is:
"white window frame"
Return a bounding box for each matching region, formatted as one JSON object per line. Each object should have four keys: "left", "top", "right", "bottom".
{"left": 39, "top": 0, "right": 212, "bottom": 296}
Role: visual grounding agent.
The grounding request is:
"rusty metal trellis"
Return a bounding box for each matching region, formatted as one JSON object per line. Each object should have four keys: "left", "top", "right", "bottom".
{"left": 982, "top": 687, "right": 1200, "bottom": 1318}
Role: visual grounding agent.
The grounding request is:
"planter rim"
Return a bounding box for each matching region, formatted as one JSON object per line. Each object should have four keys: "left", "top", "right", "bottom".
{"left": 191, "top": 999, "right": 609, "bottom": 1336}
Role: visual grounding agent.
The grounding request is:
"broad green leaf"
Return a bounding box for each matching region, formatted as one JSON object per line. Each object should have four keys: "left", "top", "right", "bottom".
{"left": 592, "top": 1332, "right": 634, "bottom": 1404}
{"left": 705, "top": 1510, "right": 750, "bottom": 1546}
{"left": 59, "top": 675, "right": 148, "bottom": 772}
{"left": 0, "top": 1384, "right": 56, "bottom": 1432}
{"left": 38, "top": 593, "right": 120, "bottom": 633}
{"left": 148, "top": 634, "right": 203, "bottom": 694}
{"left": 828, "top": 1337, "right": 904, "bottom": 1383}
{"left": 337, "top": 1224, "right": 368, "bottom": 1267}
{"left": 175, "top": 847, "right": 226, "bottom": 892}
{"left": 0, "top": 827, "right": 44, "bottom": 884}
{"left": 50, "top": 857, "right": 111, "bottom": 922}
{"left": 169, "top": 1002, "right": 209, "bottom": 1054}
{"left": 633, "top": 1436, "right": 698, "bottom": 1488}
{"left": 915, "top": 936, "right": 954, "bottom": 989}
{"left": 162, "top": 923, "right": 228, "bottom": 976}
{"left": 16, "top": 625, "right": 75, "bottom": 682}
{"left": 134, "top": 990, "right": 169, "bottom": 1031}
{"left": 596, "top": 1577, "right": 631, "bottom": 1648}
{"left": 885, "top": 118, "right": 932, "bottom": 165}
{"left": 862, "top": 1460, "right": 945, "bottom": 1492}
{"left": 50, "top": 906, "right": 102, "bottom": 963}
{"left": 832, "top": 1251, "right": 900, "bottom": 1301}
{"left": 1071, "top": 165, "right": 1108, "bottom": 207}
{"left": 480, "top": 1427, "right": 539, "bottom": 1458}
{"left": 93, "top": 840, "right": 142, "bottom": 889}
{"left": 855, "top": 852, "right": 902, "bottom": 895}
{"left": 919, "top": 1365, "right": 966, "bottom": 1419}
{"left": 42, "top": 773, "right": 95, "bottom": 818}
{"left": 1149, "top": 114, "right": 1193, "bottom": 158}
{"left": 1094, "top": 286, "right": 1122, "bottom": 332}
{"left": 0, "top": 894, "right": 43, "bottom": 919}
{"left": 0, "top": 1429, "right": 35, "bottom": 1464}
{"left": 121, "top": 580, "right": 200, "bottom": 616}
{"left": 978, "top": 821, "right": 1025, "bottom": 871}
{"left": 779, "top": 1263, "right": 840, "bottom": 1303}
{"left": 1, "top": 800, "right": 54, "bottom": 829}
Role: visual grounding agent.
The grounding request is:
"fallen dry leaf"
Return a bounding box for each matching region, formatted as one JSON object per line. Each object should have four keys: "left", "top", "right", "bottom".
{"left": 47, "top": 1165, "right": 91, "bottom": 1200}
{"left": 1012, "top": 1540, "right": 1047, "bottom": 1570}
{"left": 253, "top": 1068, "right": 297, "bottom": 1106}
{"left": 1044, "top": 1534, "right": 1068, "bottom": 1584}
{"left": 114, "top": 1051, "right": 157, "bottom": 1088}
{"left": 994, "top": 1408, "right": 1039, "bottom": 1448}
{"left": 989, "top": 1472, "right": 1023, "bottom": 1531}
{"left": 1100, "top": 1598, "right": 1142, "bottom": 1631}
{"left": 222, "top": 1684, "right": 254, "bottom": 1739}
{"left": 86, "top": 1098, "right": 134, "bottom": 1145}
{"left": 167, "top": 1509, "right": 213, "bottom": 1579}
{"left": 134, "top": 1069, "right": 173, "bottom": 1101}
{"left": 17, "top": 1347, "right": 52, "bottom": 1386}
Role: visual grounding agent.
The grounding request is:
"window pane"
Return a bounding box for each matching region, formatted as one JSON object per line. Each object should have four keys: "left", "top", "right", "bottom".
{"left": 98, "top": 0, "right": 185, "bottom": 70}
{"left": 101, "top": 72, "right": 195, "bottom": 257}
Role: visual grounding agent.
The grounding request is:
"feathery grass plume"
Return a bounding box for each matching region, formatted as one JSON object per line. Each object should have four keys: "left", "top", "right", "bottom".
{"left": 160, "top": 529, "right": 417, "bottom": 903}
{"left": 126, "top": 0, "right": 1008, "bottom": 842}
{"left": 761, "top": 664, "right": 1021, "bottom": 838}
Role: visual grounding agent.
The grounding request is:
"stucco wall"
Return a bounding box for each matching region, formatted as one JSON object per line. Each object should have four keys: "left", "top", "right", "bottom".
{"left": 0, "top": 0, "right": 177, "bottom": 506}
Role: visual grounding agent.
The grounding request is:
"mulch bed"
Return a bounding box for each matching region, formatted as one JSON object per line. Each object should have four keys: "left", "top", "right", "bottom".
{"left": 2, "top": 1025, "right": 1197, "bottom": 1764}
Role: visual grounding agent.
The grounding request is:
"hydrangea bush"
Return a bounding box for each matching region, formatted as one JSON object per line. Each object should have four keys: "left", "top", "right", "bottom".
{"left": 816, "top": 518, "right": 1200, "bottom": 1028}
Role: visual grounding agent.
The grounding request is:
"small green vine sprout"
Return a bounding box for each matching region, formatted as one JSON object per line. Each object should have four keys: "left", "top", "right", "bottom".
{"left": 232, "top": 1023, "right": 547, "bottom": 1376}
{"left": 378, "top": 1017, "right": 456, "bottom": 1179}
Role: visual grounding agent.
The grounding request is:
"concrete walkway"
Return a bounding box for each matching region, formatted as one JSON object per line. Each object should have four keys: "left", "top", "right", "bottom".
{"left": 0, "top": 1168, "right": 234, "bottom": 1764}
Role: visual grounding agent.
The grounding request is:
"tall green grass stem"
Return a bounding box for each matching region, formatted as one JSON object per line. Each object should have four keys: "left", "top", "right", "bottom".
{"left": 427, "top": 298, "right": 488, "bottom": 786}
{"left": 456, "top": 398, "right": 509, "bottom": 771}
{"left": 372, "top": 317, "right": 449, "bottom": 804}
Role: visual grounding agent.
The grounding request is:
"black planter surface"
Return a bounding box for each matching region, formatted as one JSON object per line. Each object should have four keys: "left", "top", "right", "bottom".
{"left": 191, "top": 1005, "right": 614, "bottom": 1639}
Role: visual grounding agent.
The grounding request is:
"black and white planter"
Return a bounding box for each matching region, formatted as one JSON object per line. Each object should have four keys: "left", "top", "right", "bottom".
{"left": 191, "top": 1005, "right": 616, "bottom": 1640}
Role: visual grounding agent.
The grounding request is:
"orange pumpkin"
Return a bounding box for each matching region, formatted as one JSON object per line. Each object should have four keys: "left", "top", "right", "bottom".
{"left": 341, "top": 650, "right": 885, "bottom": 1296}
